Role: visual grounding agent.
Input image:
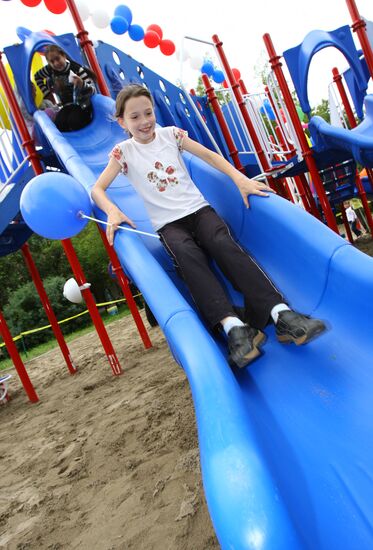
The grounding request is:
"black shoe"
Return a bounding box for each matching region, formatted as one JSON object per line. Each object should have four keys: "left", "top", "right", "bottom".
{"left": 275, "top": 310, "right": 326, "bottom": 345}
{"left": 227, "top": 325, "right": 266, "bottom": 368}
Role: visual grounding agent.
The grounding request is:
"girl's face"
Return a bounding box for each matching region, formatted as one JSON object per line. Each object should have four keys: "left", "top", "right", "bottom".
{"left": 119, "top": 95, "right": 156, "bottom": 144}
{"left": 46, "top": 51, "right": 67, "bottom": 72}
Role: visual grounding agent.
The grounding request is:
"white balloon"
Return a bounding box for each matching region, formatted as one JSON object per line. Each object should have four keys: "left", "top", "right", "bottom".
{"left": 63, "top": 278, "right": 91, "bottom": 304}
{"left": 75, "top": 0, "right": 90, "bottom": 22}
{"left": 189, "top": 55, "right": 204, "bottom": 70}
{"left": 91, "top": 9, "right": 110, "bottom": 29}
{"left": 176, "top": 48, "right": 190, "bottom": 62}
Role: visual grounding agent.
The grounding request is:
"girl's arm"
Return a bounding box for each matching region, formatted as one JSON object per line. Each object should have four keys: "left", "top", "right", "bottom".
{"left": 182, "top": 135, "right": 273, "bottom": 208}
{"left": 91, "top": 157, "right": 136, "bottom": 245}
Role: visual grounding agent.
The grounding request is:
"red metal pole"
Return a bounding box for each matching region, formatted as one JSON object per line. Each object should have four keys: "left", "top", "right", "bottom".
{"left": 201, "top": 73, "right": 245, "bottom": 172}
{"left": 346, "top": 0, "right": 373, "bottom": 79}
{"left": 332, "top": 67, "right": 357, "bottom": 126}
{"left": 263, "top": 33, "right": 339, "bottom": 233}
{"left": 238, "top": 78, "right": 249, "bottom": 95}
{"left": 65, "top": 0, "right": 110, "bottom": 97}
{"left": 0, "top": 53, "right": 122, "bottom": 374}
{"left": 332, "top": 67, "right": 373, "bottom": 234}
{"left": 0, "top": 310, "right": 39, "bottom": 403}
{"left": 212, "top": 34, "right": 289, "bottom": 200}
{"left": 0, "top": 52, "right": 42, "bottom": 176}
{"left": 61, "top": 239, "right": 123, "bottom": 375}
{"left": 21, "top": 243, "right": 77, "bottom": 375}
{"left": 97, "top": 227, "right": 152, "bottom": 349}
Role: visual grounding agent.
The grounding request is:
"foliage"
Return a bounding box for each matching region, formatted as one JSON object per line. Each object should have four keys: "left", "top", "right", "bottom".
{"left": 3, "top": 275, "right": 89, "bottom": 349}
{"left": 310, "top": 99, "right": 330, "bottom": 124}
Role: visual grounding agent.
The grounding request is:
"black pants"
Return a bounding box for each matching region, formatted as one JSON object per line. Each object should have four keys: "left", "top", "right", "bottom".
{"left": 159, "top": 206, "right": 284, "bottom": 329}
{"left": 55, "top": 104, "right": 93, "bottom": 132}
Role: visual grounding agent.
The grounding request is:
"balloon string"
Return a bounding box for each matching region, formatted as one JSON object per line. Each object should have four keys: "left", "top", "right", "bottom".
{"left": 78, "top": 212, "right": 160, "bottom": 239}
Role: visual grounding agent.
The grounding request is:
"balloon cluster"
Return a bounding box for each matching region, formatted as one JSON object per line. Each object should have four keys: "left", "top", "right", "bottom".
{"left": 195, "top": 59, "right": 241, "bottom": 88}
{"left": 199, "top": 60, "right": 225, "bottom": 85}
{"left": 20, "top": 0, "right": 67, "bottom": 15}
{"left": 74, "top": 2, "right": 176, "bottom": 56}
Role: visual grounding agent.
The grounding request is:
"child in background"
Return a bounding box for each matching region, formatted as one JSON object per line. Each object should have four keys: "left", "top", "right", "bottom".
{"left": 345, "top": 200, "right": 362, "bottom": 238}
{"left": 34, "top": 45, "right": 96, "bottom": 132}
{"left": 92, "top": 85, "right": 326, "bottom": 369}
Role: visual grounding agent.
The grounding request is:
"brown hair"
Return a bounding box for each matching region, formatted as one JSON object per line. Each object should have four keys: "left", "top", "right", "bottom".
{"left": 115, "top": 84, "right": 154, "bottom": 119}
{"left": 44, "top": 44, "right": 97, "bottom": 81}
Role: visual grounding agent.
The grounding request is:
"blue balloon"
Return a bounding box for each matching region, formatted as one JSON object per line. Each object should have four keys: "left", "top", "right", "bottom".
{"left": 260, "top": 98, "right": 276, "bottom": 121}
{"left": 212, "top": 69, "right": 225, "bottom": 84}
{"left": 110, "top": 15, "right": 129, "bottom": 35}
{"left": 128, "top": 23, "right": 145, "bottom": 42}
{"left": 114, "top": 4, "right": 133, "bottom": 25}
{"left": 20, "top": 173, "right": 91, "bottom": 240}
{"left": 201, "top": 61, "right": 214, "bottom": 77}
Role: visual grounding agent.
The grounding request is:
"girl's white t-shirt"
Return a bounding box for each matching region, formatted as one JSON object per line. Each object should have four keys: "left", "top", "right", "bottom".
{"left": 110, "top": 126, "right": 208, "bottom": 231}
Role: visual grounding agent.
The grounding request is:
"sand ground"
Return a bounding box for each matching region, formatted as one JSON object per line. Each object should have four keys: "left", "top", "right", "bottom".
{"left": 2, "top": 235, "right": 373, "bottom": 550}
{"left": 0, "top": 312, "right": 219, "bottom": 550}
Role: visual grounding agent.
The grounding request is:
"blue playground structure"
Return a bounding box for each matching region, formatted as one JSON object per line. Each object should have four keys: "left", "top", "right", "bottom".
{"left": 1, "top": 1, "right": 373, "bottom": 547}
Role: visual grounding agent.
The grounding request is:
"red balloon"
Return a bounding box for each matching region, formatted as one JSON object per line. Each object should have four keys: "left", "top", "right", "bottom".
{"left": 43, "top": 0, "right": 67, "bottom": 14}
{"left": 223, "top": 80, "right": 229, "bottom": 89}
{"left": 146, "top": 24, "right": 163, "bottom": 40}
{"left": 144, "top": 30, "right": 160, "bottom": 49}
{"left": 160, "top": 39, "right": 175, "bottom": 56}
{"left": 232, "top": 68, "right": 241, "bottom": 81}
{"left": 20, "top": 0, "right": 42, "bottom": 6}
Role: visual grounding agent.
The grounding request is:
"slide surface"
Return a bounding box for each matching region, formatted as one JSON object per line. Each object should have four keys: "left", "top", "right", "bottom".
{"left": 35, "top": 95, "right": 373, "bottom": 550}
{"left": 309, "top": 94, "right": 373, "bottom": 167}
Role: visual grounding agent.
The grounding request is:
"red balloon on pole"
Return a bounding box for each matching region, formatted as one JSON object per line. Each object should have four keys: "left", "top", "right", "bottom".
{"left": 160, "top": 39, "right": 175, "bottom": 56}
{"left": 146, "top": 24, "right": 163, "bottom": 40}
{"left": 144, "top": 30, "right": 161, "bottom": 48}
{"left": 44, "top": 0, "right": 67, "bottom": 14}
{"left": 232, "top": 68, "right": 241, "bottom": 81}
{"left": 20, "top": 0, "right": 42, "bottom": 6}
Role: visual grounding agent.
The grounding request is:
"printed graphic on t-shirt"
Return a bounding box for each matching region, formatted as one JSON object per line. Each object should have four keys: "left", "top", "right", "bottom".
{"left": 147, "top": 161, "right": 178, "bottom": 192}
{"left": 111, "top": 145, "right": 128, "bottom": 174}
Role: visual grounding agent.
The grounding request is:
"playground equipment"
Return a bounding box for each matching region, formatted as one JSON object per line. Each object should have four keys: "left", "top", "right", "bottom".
{"left": 2, "top": 0, "right": 373, "bottom": 547}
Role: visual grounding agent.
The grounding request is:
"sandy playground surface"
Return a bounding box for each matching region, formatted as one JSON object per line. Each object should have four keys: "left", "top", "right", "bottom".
{"left": 0, "top": 311, "right": 219, "bottom": 550}
{"left": 2, "top": 235, "right": 373, "bottom": 550}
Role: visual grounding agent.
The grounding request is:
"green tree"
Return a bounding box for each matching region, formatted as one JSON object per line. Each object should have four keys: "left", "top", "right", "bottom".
{"left": 3, "top": 275, "right": 89, "bottom": 349}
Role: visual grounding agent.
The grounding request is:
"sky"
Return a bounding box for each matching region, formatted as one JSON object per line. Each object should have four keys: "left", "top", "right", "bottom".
{"left": 0, "top": 0, "right": 372, "bottom": 106}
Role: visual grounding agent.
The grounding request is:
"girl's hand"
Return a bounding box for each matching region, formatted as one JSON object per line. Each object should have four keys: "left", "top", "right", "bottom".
{"left": 234, "top": 174, "right": 274, "bottom": 208}
{"left": 107, "top": 209, "right": 136, "bottom": 245}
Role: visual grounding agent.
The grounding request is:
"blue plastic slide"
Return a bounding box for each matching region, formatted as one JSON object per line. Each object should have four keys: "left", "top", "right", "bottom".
{"left": 34, "top": 95, "right": 373, "bottom": 549}
{"left": 310, "top": 94, "right": 373, "bottom": 167}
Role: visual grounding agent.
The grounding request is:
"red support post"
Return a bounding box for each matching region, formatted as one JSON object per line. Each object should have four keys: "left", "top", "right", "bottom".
{"left": 61, "top": 239, "right": 123, "bottom": 376}
{"left": 332, "top": 67, "right": 357, "bottom": 125}
{"left": 263, "top": 33, "right": 339, "bottom": 233}
{"left": 212, "top": 34, "right": 291, "bottom": 200}
{"left": 65, "top": 0, "right": 111, "bottom": 97}
{"left": 346, "top": 0, "right": 373, "bottom": 79}
{"left": 21, "top": 243, "right": 77, "bottom": 375}
{"left": 0, "top": 310, "right": 39, "bottom": 403}
{"left": 201, "top": 73, "right": 245, "bottom": 172}
{"left": 1, "top": 52, "right": 123, "bottom": 374}
{"left": 97, "top": 227, "right": 152, "bottom": 349}
{"left": 332, "top": 67, "right": 373, "bottom": 234}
